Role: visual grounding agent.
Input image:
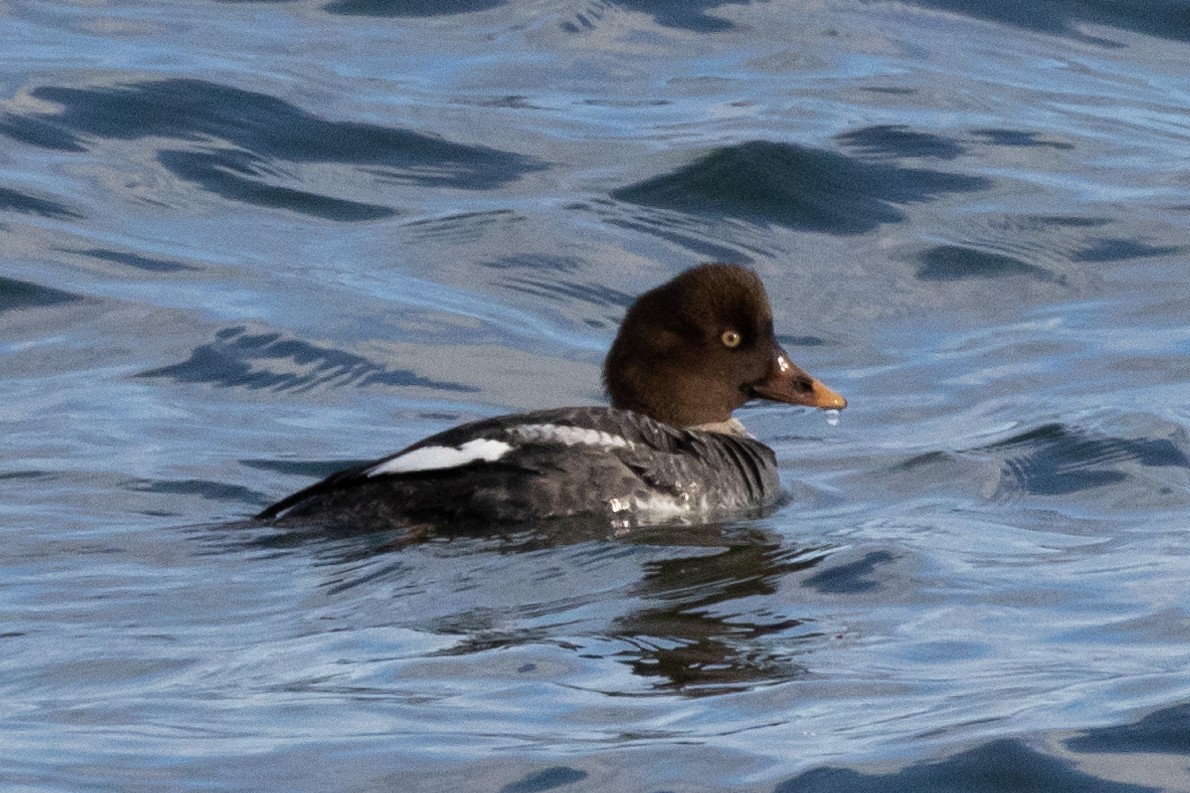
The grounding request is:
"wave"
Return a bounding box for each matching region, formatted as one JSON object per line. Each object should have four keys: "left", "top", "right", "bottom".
{"left": 613, "top": 140, "right": 989, "bottom": 236}
{"left": 890, "top": 0, "right": 1190, "bottom": 44}
{"left": 885, "top": 416, "right": 1190, "bottom": 503}
{"left": 138, "top": 325, "right": 480, "bottom": 394}
{"left": 0, "top": 185, "right": 80, "bottom": 220}
{"left": 1, "top": 79, "right": 546, "bottom": 219}
{"left": 0, "top": 277, "right": 83, "bottom": 314}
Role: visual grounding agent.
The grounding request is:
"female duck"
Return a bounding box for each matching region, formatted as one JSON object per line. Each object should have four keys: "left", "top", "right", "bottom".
{"left": 258, "top": 263, "right": 845, "bottom": 528}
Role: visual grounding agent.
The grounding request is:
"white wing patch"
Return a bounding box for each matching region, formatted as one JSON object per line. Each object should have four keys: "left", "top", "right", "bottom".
{"left": 510, "top": 423, "right": 634, "bottom": 449}
{"left": 366, "top": 438, "right": 512, "bottom": 476}
{"left": 364, "top": 423, "right": 630, "bottom": 478}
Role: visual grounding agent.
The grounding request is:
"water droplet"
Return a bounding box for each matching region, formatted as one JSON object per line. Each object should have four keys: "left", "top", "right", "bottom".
{"left": 824, "top": 409, "right": 840, "bottom": 427}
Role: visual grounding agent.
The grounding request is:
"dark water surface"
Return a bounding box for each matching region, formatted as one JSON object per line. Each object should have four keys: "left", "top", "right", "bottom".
{"left": 2, "top": 0, "right": 1189, "bottom": 790}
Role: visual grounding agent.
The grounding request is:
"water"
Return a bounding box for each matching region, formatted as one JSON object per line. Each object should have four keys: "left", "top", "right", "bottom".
{"left": 2, "top": 0, "right": 1189, "bottom": 790}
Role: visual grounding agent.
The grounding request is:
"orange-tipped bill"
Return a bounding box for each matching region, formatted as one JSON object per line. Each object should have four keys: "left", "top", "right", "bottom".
{"left": 750, "top": 350, "right": 847, "bottom": 410}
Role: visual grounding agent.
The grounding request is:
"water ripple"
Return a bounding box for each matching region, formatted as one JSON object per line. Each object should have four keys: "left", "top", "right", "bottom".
{"left": 916, "top": 245, "right": 1063, "bottom": 283}
{"left": 323, "top": 0, "right": 507, "bottom": 16}
{"left": 835, "top": 125, "right": 966, "bottom": 160}
{"left": 775, "top": 738, "right": 1156, "bottom": 793}
{"left": 1, "top": 79, "right": 546, "bottom": 218}
{"left": 613, "top": 140, "right": 990, "bottom": 235}
{"left": 1072, "top": 238, "right": 1185, "bottom": 262}
{"left": 64, "top": 247, "right": 200, "bottom": 274}
{"left": 0, "top": 277, "right": 82, "bottom": 313}
{"left": 885, "top": 416, "right": 1190, "bottom": 505}
{"left": 892, "top": 0, "right": 1190, "bottom": 44}
{"left": 0, "top": 186, "right": 80, "bottom": 220}
{"left": 138, "top": 325, "right": 479, "bottom": 394}
{"left": 979, "top": 421, "right": 1190, "bottom": 498}
{"left": 614, "top": 0, "right": 744, "bottom": 32}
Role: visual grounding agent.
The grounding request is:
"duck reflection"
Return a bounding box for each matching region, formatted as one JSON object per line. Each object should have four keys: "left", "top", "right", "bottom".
{"left": 203, "top": 517, "right": 838, "bottom": 696}
{"left": 611, "top": 534, "right": 831, "bottom": 694}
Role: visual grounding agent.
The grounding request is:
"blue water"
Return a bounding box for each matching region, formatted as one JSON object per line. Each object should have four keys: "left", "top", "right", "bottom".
{"left": 2, "top": 0, "right": 1189, "bottom": 790}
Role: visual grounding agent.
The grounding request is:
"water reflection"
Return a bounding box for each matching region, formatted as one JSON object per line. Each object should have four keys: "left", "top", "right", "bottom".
{"left": 614, "top": 538, "right": 832, "bottom": 694}
{"left": 203, "top": 518, "right": 841, "bottom": 695}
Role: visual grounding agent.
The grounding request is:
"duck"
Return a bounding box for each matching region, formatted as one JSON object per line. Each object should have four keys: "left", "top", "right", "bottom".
{"left": 257, "top": 263, "right": 845, "bottom": 530}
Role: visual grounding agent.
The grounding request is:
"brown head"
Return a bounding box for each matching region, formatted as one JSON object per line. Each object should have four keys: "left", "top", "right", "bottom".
{"left": 602, "top": 263, "right": 846, "bottom": 428}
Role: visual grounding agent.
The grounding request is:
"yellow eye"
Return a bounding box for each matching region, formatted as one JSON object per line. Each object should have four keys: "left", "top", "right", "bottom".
{"left": 721, "top": 329, "right": 742, "bottom": 348}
